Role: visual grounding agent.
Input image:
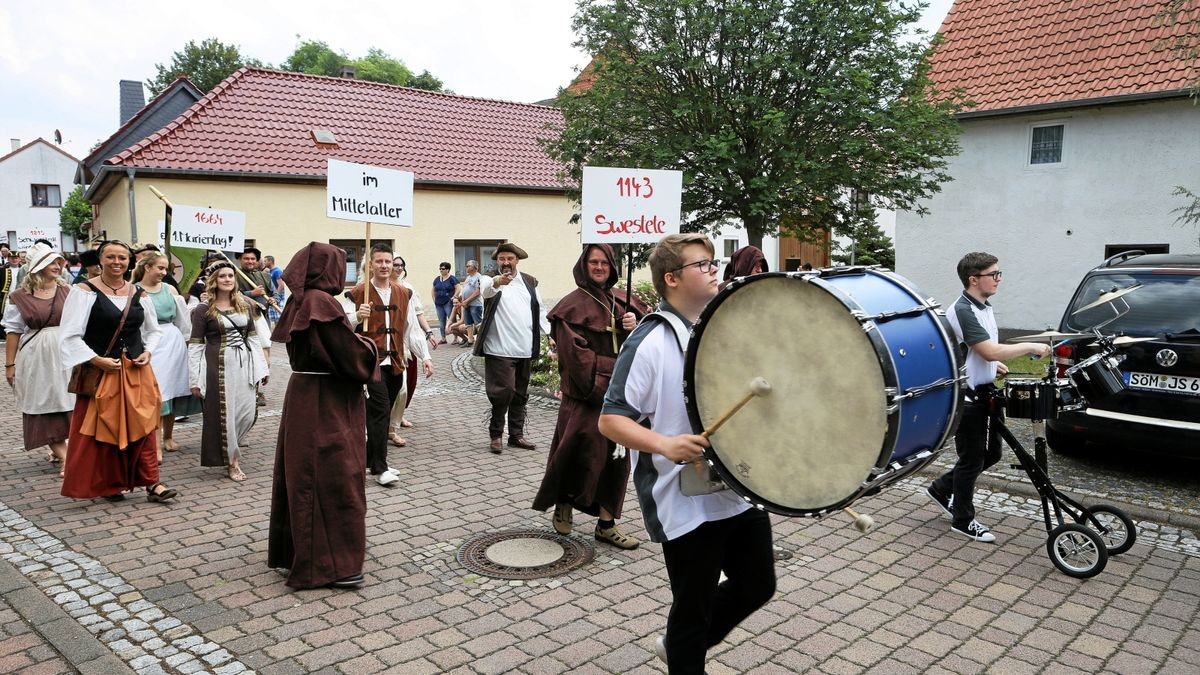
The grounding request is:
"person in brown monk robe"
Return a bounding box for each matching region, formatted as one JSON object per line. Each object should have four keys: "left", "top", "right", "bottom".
{"left": 268, "top": 243, "right": 378, "bottom": 590}
{"left": 719, "top": 245, "right": 768, "bottom": 291}
{"left": 532, "top": 244, "right": 648, "bottom": 549}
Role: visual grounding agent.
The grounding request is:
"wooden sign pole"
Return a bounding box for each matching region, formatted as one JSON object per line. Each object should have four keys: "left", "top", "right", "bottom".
{"left": 363, "top": 221, "right": 372, "bottom": 333}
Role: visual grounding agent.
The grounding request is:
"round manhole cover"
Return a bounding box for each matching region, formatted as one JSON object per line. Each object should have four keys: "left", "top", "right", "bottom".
{"left": 458, "top": 529, "right": 594, "bottom": 580}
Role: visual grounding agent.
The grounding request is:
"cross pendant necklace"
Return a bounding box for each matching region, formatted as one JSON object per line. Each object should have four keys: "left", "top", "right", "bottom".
{"left": 580, "top": 289, "right": 619, "bottom": 352}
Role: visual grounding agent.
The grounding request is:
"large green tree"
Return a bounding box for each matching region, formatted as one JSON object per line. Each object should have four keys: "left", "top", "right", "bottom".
{"left": 281, "top": 39, "right": 445, "bottom": 91}
{"left": 547, "top": 0, "right": 965, "bottom": 248}
{"left": 147, "top": 38, "right": 262, "bottom": 96}
{"left": 58, "top": 186, "right": 92, "bottom": 239}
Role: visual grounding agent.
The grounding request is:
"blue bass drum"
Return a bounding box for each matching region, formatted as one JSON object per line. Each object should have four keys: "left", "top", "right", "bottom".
{"left": 684, "top": 268, "right": 964, "bottom": 517}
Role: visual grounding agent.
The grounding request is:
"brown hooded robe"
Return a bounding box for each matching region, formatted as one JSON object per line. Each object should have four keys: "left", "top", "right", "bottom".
{"left": 532, "top": 244, "right": 649, "bottom": 518}
{"left": 267, "top": 243, "right": 379, "bottom": 589}
{"left": 720, "top": 245, "right": 769, "bottom": 291}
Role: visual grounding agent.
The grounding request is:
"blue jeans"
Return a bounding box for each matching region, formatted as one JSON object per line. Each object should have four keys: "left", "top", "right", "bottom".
{"left": 435, "top": 302, "right": 453, "bottom": 337}
{"left": 465, "top": 304, "right": 483, "bottom": 326}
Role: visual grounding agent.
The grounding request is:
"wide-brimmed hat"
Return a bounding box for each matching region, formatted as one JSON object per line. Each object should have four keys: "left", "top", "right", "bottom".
{"left": 26, "top": 242, "right": 64, "bottom": 275}
{"left": 491, "top": 242, "right": 528, "bottom": 260}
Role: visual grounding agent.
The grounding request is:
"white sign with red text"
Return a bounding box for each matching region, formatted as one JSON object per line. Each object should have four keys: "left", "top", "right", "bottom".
{"left": 581, "top": 166, "right": 682, "bottom": 244}
{"left": 158, "top": 205, "right": 245, "bottom": 251}
{"left": 14, "top": 226, "right": 62, "bottom": 252}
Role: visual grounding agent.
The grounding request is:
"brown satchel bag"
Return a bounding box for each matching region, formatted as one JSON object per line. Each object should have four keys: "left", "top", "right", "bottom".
{"left": 68, "top": 292, "right": 134, "bottom": 396}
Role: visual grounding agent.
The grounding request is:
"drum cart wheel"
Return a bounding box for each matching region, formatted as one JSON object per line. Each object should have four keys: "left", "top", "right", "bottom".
{"left": 991, "top": 402, "right": 1125, "bottom": 577}
{"left": 1047, "top": 523, "right": 1108, "bottom": 578}
{"left": 1074, "top": 504, "right": 1136, "bottom": 555}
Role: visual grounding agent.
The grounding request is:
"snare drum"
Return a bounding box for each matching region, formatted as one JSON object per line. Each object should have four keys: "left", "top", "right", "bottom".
{"left": 1004, "top": 378, "right": 1076, "bottom": 420}
{"left": 1066, "top": 353, "right": 1126, "bottom": 405}
{"left": 684, "top": 269, "right": 963, "bottom": 517}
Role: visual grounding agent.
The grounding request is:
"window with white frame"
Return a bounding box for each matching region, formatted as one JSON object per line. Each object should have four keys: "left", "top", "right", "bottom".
{"left": 1030, "top": 124, "right": 1064, "bottom": 164}
{"left": 31, "top": 184, "right": 61, "bottom": 207}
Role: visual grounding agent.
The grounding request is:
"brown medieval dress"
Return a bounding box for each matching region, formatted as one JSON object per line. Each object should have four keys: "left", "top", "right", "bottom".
{"left": 268, "top": 243, "right": 378, "bottom": 589}
{"left": 532, "top": 244, "right": 648, "bottom": 518}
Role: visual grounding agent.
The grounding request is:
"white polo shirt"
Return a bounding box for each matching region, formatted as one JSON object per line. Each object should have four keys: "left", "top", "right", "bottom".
{"left": 602, "top": 304, "right": 751, "bottom": 543}
{"left": 946, "top": 291, "right": 999, "bottom": 389}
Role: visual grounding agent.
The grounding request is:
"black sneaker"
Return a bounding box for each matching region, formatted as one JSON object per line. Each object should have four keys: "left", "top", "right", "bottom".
{"left": 926, "top": 486, "right": 953, "bottom": 519}
{"left": 951, "top": 519, "right": 996, "bottom": 543}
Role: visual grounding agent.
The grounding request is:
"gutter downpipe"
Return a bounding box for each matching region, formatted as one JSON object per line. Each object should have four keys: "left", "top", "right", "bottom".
{"left": 126, "top": 168, "right": 138, "bottom": 244}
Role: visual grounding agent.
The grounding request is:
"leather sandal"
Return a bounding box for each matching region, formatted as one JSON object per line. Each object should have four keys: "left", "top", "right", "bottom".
{"left": 163, "top": 438, "right": 180, "bottom": 452}
{"left": 147, "top": 483, "right": 178, "bottom": 503}
{"left": 553, "top": 504, "right": 573, "bottom": 534}
{"left": 595, "top": 525, "right": 640, "bottom": 550}
{"left": 388, "top": 432, "right": 407, "bottom": 447}
{"left": 228, "top": 466, "right": 246, "bottom": 482}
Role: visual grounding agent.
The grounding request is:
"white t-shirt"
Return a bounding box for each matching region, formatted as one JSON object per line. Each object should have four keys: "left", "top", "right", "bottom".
{"left": 602, "top": 305, "right": 750, "bottom": 542}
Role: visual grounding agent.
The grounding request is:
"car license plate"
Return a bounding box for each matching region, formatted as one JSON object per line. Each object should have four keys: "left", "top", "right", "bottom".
{"left": 1125, "top": 371, "right": 1200, "bottom": 396}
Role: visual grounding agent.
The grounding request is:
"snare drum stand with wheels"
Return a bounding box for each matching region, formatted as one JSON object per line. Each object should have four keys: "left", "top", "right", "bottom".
{"left": 989, "top": 389, "right": 1136, "bottom": 579}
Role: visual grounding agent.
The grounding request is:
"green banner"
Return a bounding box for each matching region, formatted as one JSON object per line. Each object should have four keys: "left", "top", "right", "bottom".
{"left": 171, "top": 246, "right": 208, "bottom": 295}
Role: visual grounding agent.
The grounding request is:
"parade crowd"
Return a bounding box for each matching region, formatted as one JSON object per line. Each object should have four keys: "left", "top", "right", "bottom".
{"left": 4, "top": 233, "right": 1044, "bottom": 673}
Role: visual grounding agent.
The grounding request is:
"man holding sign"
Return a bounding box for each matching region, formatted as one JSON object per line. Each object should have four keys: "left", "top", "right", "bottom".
{"left": 473, "top": 243, "right": 549, "bottom": 454}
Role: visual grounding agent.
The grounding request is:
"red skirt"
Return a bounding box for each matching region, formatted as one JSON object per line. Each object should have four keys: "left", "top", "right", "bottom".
{"left": 61, "top": 397, "right": 159, "bottom": 499}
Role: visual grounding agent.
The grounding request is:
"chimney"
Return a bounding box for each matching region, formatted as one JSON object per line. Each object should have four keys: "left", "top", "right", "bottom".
{"left": 10, "top": 139, "right": 19, "bottom": 152}
{"left": 119, "top": 80, "right": 147, "bottom": 124}
{"left": 340, "top": 65, "right": 357, "bottom": 79}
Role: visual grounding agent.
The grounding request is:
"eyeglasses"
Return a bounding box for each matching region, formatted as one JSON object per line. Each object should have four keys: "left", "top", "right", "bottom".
{"left": 673, "top": 259, "right": 720, "bottom": 274}
{"left": 973, "top": 270, "right": 1003, "bottom": 281}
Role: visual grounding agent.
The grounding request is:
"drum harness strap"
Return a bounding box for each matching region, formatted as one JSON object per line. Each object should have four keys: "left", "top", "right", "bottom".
{"left": 642, "top": 309, "right": 691, "bottom": 353}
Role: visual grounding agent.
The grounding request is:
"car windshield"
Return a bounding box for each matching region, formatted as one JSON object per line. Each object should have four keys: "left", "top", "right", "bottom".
{"left": 1063, "top": 272, "right": 1200, "bottom": 336}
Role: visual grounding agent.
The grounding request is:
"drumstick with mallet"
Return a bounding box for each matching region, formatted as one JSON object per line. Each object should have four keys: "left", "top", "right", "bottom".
{"left": 700, "top": 377, "right": 773, "bottom": 440}
{"left": 842, "top": 506, "right": 874, "bottom": 534}
{"left": 689, "top": 377, "right": 772, "bottom": 473}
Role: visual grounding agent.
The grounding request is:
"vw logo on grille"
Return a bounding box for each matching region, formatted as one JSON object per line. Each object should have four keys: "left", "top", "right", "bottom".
{"left": 1156, "top": 349, "right": 1179, "bottom": 368}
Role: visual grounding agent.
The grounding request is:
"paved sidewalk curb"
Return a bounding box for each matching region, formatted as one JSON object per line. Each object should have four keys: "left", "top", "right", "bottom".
{"left": 920, "top": 465, "right": 1200, "bottom": 535}
{"left": 0, "top": 557, "right": 134, "bottom": 675}
{"left": 466, "top": 354, "right": 1200, "bottom": 533}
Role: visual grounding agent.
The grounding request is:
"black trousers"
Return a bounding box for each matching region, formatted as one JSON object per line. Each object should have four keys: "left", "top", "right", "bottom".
{"left": 660, "top": 508, "right": 776, "bottom": 674}
{"left": 931, "top": 395, "right": 1003, "bottom": 529}
{"left": 483, "top": 356, "right": 531, "bottom": 440}
{"left": 365, "top": 365, "right": 404, "bottom": 475}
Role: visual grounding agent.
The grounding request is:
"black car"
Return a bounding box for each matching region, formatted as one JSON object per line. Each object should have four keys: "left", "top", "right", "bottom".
{"left": 1047, "top": 252, "right": 1200, "bottom": 457}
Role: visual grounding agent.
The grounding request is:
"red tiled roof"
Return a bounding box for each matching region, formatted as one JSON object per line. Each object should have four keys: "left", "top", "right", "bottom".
{"left": 930, "top": 0, "right": 1198, "bottom": 114}
{"left": 107, "top": 68, "right": 567, "bottom": 190}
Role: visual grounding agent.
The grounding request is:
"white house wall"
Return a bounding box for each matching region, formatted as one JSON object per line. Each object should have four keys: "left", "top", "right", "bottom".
{"left": 0, "top": 141, "right": 77, "bottom": 248}
{"left": 896, "top": 98, "right": 1200, "bottom": 331}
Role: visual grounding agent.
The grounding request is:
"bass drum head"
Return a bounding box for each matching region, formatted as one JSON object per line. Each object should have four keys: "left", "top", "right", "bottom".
{"left": 686, "top": 274, "right": 888, "bottom": 515}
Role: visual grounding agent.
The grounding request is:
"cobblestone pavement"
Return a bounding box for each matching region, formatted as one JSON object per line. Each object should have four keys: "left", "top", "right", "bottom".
{"left": 0, "top": 342, "right": 1198, "bottom": 674}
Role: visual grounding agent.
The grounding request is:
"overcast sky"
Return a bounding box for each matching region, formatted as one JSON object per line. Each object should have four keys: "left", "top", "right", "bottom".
{"left": 0, "top": 0, "right": 954, "bottom": 162}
